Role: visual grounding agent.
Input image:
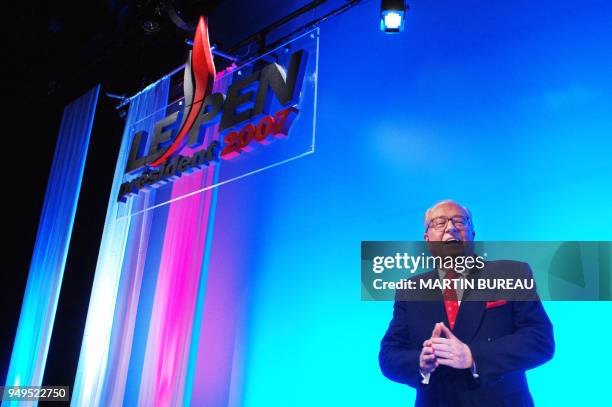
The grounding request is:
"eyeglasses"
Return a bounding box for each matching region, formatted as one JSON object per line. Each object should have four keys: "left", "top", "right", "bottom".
{"left": 427, "top": 216, "right": 471, "bottom": 231}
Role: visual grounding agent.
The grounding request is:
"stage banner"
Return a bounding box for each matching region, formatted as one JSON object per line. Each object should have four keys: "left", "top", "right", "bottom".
{"left": 72, "top": 20, "right": 317, "bottom": 407}
{"left": 4, "top": 85, "right": 99, "bottom": 404}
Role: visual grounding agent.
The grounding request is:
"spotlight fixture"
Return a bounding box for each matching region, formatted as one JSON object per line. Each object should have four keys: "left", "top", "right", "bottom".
{"left": 142, "top": 20, "right": 161, "bottom": 34}
{"left": 380, "top": 0, "right": 408, "bottom": 33}
{"left": 137, "top": 0, "right": 164, "bottom": 34}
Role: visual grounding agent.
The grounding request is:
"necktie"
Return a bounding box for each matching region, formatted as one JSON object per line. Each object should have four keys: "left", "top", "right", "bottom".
{"left": 443, "top": 270, "right": 459, "bottom": 330}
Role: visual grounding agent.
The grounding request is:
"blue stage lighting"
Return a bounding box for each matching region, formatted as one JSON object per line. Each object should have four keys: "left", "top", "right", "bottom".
{"left": 380, "top": 0, "right": 407, "bottom": 33}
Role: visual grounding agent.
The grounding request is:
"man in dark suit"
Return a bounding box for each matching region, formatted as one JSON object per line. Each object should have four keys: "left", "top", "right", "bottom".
{"left": 379, "top": 200, "right": 554, "bottom": 406}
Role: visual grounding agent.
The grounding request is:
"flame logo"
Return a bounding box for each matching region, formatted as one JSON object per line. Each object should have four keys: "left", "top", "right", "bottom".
{"left": 148, "top": 16, "right": 216, "bottom": 167}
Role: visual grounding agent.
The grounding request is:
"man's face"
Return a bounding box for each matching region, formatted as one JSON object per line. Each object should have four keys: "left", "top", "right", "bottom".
{"left": 424, "top": 202, "right": 475, "bottom": 244}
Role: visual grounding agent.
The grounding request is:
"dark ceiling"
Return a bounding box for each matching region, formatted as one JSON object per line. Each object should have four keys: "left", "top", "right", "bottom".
{"left": 16, "top": 1, "right": 226, "bottom": 105}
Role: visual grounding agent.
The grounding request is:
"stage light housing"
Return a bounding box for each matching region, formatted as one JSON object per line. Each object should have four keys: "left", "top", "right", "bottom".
{"left": 380, "top": 0, "right": 408, "bottom": 33}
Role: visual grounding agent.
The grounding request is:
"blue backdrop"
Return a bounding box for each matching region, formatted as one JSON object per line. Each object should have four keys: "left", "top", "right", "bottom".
{"left": 215, "top": 0, "right": 612, "bottom": 405}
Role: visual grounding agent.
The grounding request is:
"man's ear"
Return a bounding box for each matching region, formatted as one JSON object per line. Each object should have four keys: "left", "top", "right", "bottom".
{"left": 424, "top": 232, "right": 430, "bottom": 242}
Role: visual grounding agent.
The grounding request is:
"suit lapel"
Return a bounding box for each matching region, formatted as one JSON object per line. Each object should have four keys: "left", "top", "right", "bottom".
{"left": 454, "top": 300, "right": 485, "bottom": 342}
{"left": 418, "top": 271, "right": 449, "bottom": 327}
{"left": 417, "top": 269, "right": 486, "bottom": 341}
{"left": 453, "top": 268, "right": 486, "bottom": 342}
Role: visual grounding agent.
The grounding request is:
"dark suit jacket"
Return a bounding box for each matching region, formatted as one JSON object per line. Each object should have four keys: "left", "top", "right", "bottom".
{"left": 379, "top": 260, "right": 554, "bottom": 407}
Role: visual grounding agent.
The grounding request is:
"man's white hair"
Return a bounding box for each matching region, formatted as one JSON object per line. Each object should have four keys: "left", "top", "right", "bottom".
{"left": 424, "top": 199, "right": 473, "bottom": 231}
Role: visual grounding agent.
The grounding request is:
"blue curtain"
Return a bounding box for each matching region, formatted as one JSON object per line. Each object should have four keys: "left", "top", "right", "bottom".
{"left": 4, "top": 85, "right": 100, "bottom": 397}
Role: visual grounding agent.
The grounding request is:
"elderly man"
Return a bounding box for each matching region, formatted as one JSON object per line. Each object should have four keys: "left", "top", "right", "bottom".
{"left": 379, "top": 200, "right": 554, "bottom": 406}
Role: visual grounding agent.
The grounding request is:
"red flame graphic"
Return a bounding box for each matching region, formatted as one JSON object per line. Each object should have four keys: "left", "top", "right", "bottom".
{"left": 148, "top": 16, "right": 216, "bottom": 167}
